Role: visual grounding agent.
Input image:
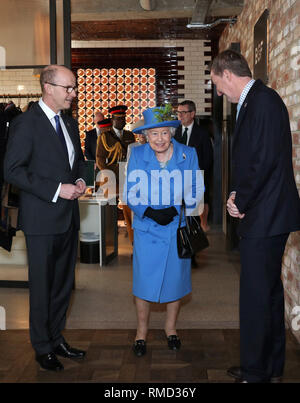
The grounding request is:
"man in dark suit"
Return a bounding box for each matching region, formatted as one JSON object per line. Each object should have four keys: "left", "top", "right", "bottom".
{"left": 84, "top": 110, "right": 104, "bottom": 161}
{"left": 175, "top": 100, "right": 213, "bottom": 265}
{"left": 96, "top": 105, "right": 135, "bottom": 243}
{"left": 211, "top": 49, "right": 300, "bottom": 383}
{"left": 4, "top": 65, "right": 87, "bottom": 372}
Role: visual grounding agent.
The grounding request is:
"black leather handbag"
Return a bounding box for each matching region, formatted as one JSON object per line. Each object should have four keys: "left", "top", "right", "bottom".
{"left": 177, "top": 201, "right": 209, "bottom": 258}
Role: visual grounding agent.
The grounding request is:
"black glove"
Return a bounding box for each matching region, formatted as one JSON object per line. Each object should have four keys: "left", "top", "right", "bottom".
{"left": 144, "top": 207, "right": 178, "bottom": 226}
{"left": 160, "top": 207, "right": 178, "bottom": 219}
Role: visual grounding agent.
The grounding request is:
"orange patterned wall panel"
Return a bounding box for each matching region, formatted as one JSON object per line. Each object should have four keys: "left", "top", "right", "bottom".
{"left": 77, "top": 67, "right": 156, "bottom": 148}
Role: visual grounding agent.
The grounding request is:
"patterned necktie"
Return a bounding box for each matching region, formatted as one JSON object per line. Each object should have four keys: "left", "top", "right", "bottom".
{"left": 181, "top": 127, "right": 188, "bottom": 145}
{"left": 54, "top": 115, "right": 68, "bottom": 156}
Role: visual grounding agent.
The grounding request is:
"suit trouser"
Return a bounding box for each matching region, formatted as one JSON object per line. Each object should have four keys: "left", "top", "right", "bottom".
{"left": 239, "top": 233, "right": 289, "bottom": 382}
{"left": 25, "top": 225, "right": 78, "bottom": 355}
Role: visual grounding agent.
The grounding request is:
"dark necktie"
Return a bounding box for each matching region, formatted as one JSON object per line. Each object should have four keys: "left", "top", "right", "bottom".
{"left": 54, "top": 115, "right": 68, "bottom": 156}
{"left": 181, "top": 127, "right": 188, "bottom": 145}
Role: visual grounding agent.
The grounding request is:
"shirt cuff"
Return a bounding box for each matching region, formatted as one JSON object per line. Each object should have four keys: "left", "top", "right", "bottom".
{"left": 52, "top": 183, "right": 61, "bottom": 203}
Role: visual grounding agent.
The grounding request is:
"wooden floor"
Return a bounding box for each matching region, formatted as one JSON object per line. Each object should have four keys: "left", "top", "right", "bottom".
{"left": 1, "top": 329, "right": 300, "bottom": 383}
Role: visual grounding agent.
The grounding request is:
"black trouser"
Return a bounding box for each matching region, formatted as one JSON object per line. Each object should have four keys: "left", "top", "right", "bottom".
{"left": 25, "top": 225, "right": 78, "bottom": 355}
{"left": 239, "top": 233, "right": 289, "bottom": 383}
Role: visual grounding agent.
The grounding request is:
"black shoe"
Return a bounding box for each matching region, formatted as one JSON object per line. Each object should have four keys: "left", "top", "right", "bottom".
{"left": 54, "top": 342, "right": 86, "bottom": 359}
{"left": 132, "top": 339, "right": 146, "bottom": 357}
{"left": 227, "top": 366, "right": 282, "bottom": 383}
{"left": 167, "top": 335, "right": 181, "bottom": 351}
{"left": 269, "top": 376, "right": 282, "bottom": 383}
{"left": 36, "top": 352, "right": 64, "bottom": 372}
{"left": 227, "top": 366, "right": 243, "bottom": 379}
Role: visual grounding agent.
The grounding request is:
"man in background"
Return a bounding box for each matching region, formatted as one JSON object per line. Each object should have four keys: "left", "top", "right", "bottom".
{"left": 96, "top": 105, "right": 135, "bottom": 243}
{"left": 175, "top": 100, "right": 213, "bottom": 265}
{"left": 84, "top": 110, "right": 104, "bottom": 161}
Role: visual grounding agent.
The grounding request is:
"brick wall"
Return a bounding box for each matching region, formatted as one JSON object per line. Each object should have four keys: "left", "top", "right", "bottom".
{"left": 71, "top": 39, "right": 212, "bottom": 115}
{"left": 0, "top": 69, "right": 41, "bottom": 109}
{"left": 219, "top": 0, "right": 300, "bottom": 341}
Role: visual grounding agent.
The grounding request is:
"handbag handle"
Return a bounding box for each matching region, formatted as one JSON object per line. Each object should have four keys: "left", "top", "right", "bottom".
{"left": 178, "top": 200, "right": 191, "bottom": 233}
{"left": 179, "top": 200, "right": 201, "bottom": 235}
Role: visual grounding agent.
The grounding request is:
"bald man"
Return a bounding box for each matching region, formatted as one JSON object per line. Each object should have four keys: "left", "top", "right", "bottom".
{"left": 4, "top": 65, "right": 87, "bottom": 372}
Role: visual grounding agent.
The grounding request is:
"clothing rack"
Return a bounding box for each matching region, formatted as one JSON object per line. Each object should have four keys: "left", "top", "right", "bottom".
{"left": 0, "top": 93, "right": 41, "bottom": 100}
{"left": 0, "top": 91, "right": 40, "bottom": 288}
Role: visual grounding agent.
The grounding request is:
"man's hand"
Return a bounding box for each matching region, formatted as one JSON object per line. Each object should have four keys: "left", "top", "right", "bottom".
{"left": 75, "top": 179, "right": 86, "bottom": 196}
{"left": 227, "top": 191, "right": 245, "bottom": 219}
{"left": 59, "top": 183, "right": 85, "bottom": 200}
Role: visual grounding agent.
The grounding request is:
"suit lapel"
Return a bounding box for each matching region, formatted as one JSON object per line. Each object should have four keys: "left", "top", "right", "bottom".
{"left": 233, "top": 79, "right": 262, "bottom": 138}
{"left": 35, "top": 103, "right": 57, "bottom": 136}
{"left": 35, "top": 105, "right": 68, "bottom": 159}
{"left": 35, "top": 104, "right": 71, "bottom": 167}
{"left": 188, "top": 122, "right": 198, "bottom": 146}
{"left": 61, "top": 114, "right": 82, "bottom": 171}
{"left": 61, "top": 114, "right": 76, "bottom": 149}
{"left": 234, "top": 103, "right": 247, "bottom": 135}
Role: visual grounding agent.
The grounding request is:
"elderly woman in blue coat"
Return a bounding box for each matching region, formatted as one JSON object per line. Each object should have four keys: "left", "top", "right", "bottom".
{"left": 124, "top": 106, "right": 204, "bottom": 357}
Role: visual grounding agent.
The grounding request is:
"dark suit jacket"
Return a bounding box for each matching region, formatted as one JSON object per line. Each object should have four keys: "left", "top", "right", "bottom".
{"left": 232, "top": 79, "right": 300, "bottom": 238}
{"left": 3, "top": 102, "right": 87, "bottom": 235}
{"left": 84, "top": 128, "right": 98, "bottom": 161}
{"left": 175, "top": 121, "right": 213, "bottom": 172}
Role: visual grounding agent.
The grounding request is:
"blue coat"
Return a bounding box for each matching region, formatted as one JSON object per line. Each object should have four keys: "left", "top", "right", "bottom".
{"left": 125, "top": 139, "right": 204, "bottom": 303}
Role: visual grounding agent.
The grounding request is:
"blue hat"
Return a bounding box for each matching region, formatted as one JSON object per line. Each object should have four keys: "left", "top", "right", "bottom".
{"left": 133, "top": 106, "right": 180, "bottom": 134}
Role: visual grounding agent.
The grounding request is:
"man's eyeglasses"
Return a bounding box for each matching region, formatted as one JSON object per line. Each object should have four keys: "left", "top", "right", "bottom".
{"left": 46, "top": 82, "right": 77, "bottom": 94}
{"left": 177, "top": 110, "right": 192, "bottom": 115}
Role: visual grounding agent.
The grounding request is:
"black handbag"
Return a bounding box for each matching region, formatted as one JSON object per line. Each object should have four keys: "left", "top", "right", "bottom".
{"left": 177, "top": 201, "right": 209, "bottom": 258}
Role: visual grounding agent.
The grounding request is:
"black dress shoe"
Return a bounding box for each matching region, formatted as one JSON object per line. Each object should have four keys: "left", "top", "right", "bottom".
{"left": 227, "top": 366, "right": 243, "bottom": 379}
{"left": 167, "top": 335, "right": 181, "bottom": 351}
{"left": 36, "top": 352, "right": 64, "bottom": 372}
{"left": 227, "top": 366, "right": 282, "bottom": 383}
{"left": 54, "top": 342, "right": 86, "bottom": 359}
{"left": 132, "top": 340, "right": 146, "bottom": 357}
{"left": 269, "top": 376, "right": 282, "bottom": 383}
